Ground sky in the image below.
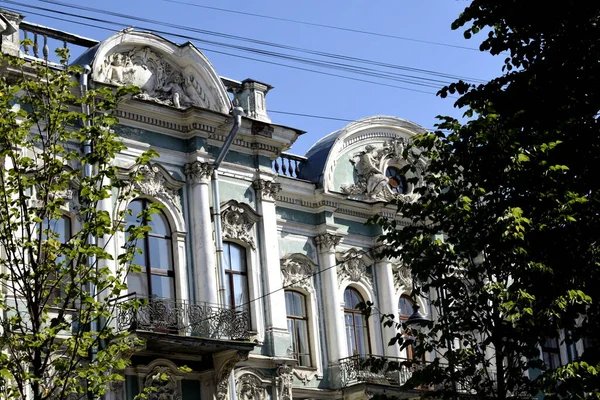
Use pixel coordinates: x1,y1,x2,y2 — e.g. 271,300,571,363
7,0,505,156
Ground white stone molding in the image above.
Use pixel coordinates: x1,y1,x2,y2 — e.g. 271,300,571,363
280,253,317,293
252,178,281,201
292,368,318,386
336,248,375,286
314,233,342,253
221,200,260,249
340,137,425,203
215,351,249,400
119,163,185,213
275,364,293,400
139,361,185,400
236,371,267,400
184,161,214,185
393,263,413,294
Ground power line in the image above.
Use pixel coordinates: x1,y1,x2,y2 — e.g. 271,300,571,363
27,0,488,85
7,3,454,95
161,0,482,53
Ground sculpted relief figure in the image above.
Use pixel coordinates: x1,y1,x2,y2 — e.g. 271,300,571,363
98,47,210,109
341,144,390,201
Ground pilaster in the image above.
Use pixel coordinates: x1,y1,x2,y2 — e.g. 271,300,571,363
185,161,218,304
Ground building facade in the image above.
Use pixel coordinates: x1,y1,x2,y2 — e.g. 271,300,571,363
0,9,542,400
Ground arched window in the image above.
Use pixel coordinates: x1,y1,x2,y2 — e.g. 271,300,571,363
126,199,175,299
285,291,311,366
344,287,371,356
386,166,407,194
398,295,414,320
223,242,248,309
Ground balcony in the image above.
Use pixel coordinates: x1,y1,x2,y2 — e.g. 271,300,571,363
115,294,254,355
338,355,416,388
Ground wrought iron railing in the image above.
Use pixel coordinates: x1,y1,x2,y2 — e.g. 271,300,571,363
115,294,251,341
338,355,415,388
20,21,98,64
273,152,306,179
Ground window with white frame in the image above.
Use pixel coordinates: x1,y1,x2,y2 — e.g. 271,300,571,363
344,287,371,356
285,290,311,366
126,199,175,300
223,242,249,309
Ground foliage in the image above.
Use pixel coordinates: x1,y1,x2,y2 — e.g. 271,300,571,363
0,45,157,400
373,2,600,399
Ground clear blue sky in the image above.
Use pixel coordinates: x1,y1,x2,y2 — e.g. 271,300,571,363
10,0,503,156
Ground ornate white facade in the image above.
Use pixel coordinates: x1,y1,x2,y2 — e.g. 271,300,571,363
3,10,447,400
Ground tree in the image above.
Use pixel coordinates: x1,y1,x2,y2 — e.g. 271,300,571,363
0,46,157,399
373,2,600,399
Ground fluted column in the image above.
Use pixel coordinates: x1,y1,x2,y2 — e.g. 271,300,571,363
373,247,402,358
253,179,289,356
315,233,345,364
185,161,218,304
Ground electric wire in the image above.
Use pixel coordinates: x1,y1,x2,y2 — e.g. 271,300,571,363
7,4,450,95
161,0,482,53
19,0,488,85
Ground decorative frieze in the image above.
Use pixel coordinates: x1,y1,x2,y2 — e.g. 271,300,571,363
280,254,316,292
185,161,214,184
314,233,342,253
221,200,260,249
336,249,375,286
253,178,281,201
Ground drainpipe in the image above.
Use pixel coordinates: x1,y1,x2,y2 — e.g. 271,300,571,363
211,104,244,400
212,105,244,308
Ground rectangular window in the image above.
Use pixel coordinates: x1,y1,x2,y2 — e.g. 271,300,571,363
541,338,561,370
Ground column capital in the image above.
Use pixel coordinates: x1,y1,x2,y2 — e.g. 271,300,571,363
253,178,281,201
314,233,342,253
184,161,214,184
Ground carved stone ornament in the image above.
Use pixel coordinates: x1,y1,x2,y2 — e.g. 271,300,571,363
236,373,266,400
340,138,422,202
393,264,413,293
143,366,182,400
109,379,125,400
221,200,261,249
292,368,318,386
216,351,249,400
275,365,293,400
97,46,211,109
253,179,281,201
122,163,185,212
185,161,214,184
336,249,375,286
280,254,317,292
314,233,342,253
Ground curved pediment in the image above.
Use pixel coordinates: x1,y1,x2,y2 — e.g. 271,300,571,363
86,30,231,114
317,116,428,203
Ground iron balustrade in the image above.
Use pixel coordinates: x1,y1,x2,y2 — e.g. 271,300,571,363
272,152,307,179
115,294,251,341
338,355,415,388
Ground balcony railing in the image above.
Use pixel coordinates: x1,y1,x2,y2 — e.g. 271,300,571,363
272,152,307,179
115,294,251,341
20,21,98,64
338,355,416,388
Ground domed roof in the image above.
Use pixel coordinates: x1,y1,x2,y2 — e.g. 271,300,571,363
299,116,427,189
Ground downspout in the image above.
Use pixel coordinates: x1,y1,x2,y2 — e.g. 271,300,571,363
211,104,244,400
212,104,244,307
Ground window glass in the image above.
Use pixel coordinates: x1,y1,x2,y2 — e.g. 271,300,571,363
224,242,249,310
344,288,370,356
285,291,311,366
126,199,175,300
399,296,414,319
385,167,407,194
541,338,561,370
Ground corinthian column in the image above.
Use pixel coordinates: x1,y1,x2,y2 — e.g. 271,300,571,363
315,233,346,363
185,161,218,304
373,246,402,358
253,179,290,356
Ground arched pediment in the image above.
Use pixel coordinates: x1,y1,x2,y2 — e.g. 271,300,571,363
87,30,231,114
301,116,427,202
221,200,261,249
